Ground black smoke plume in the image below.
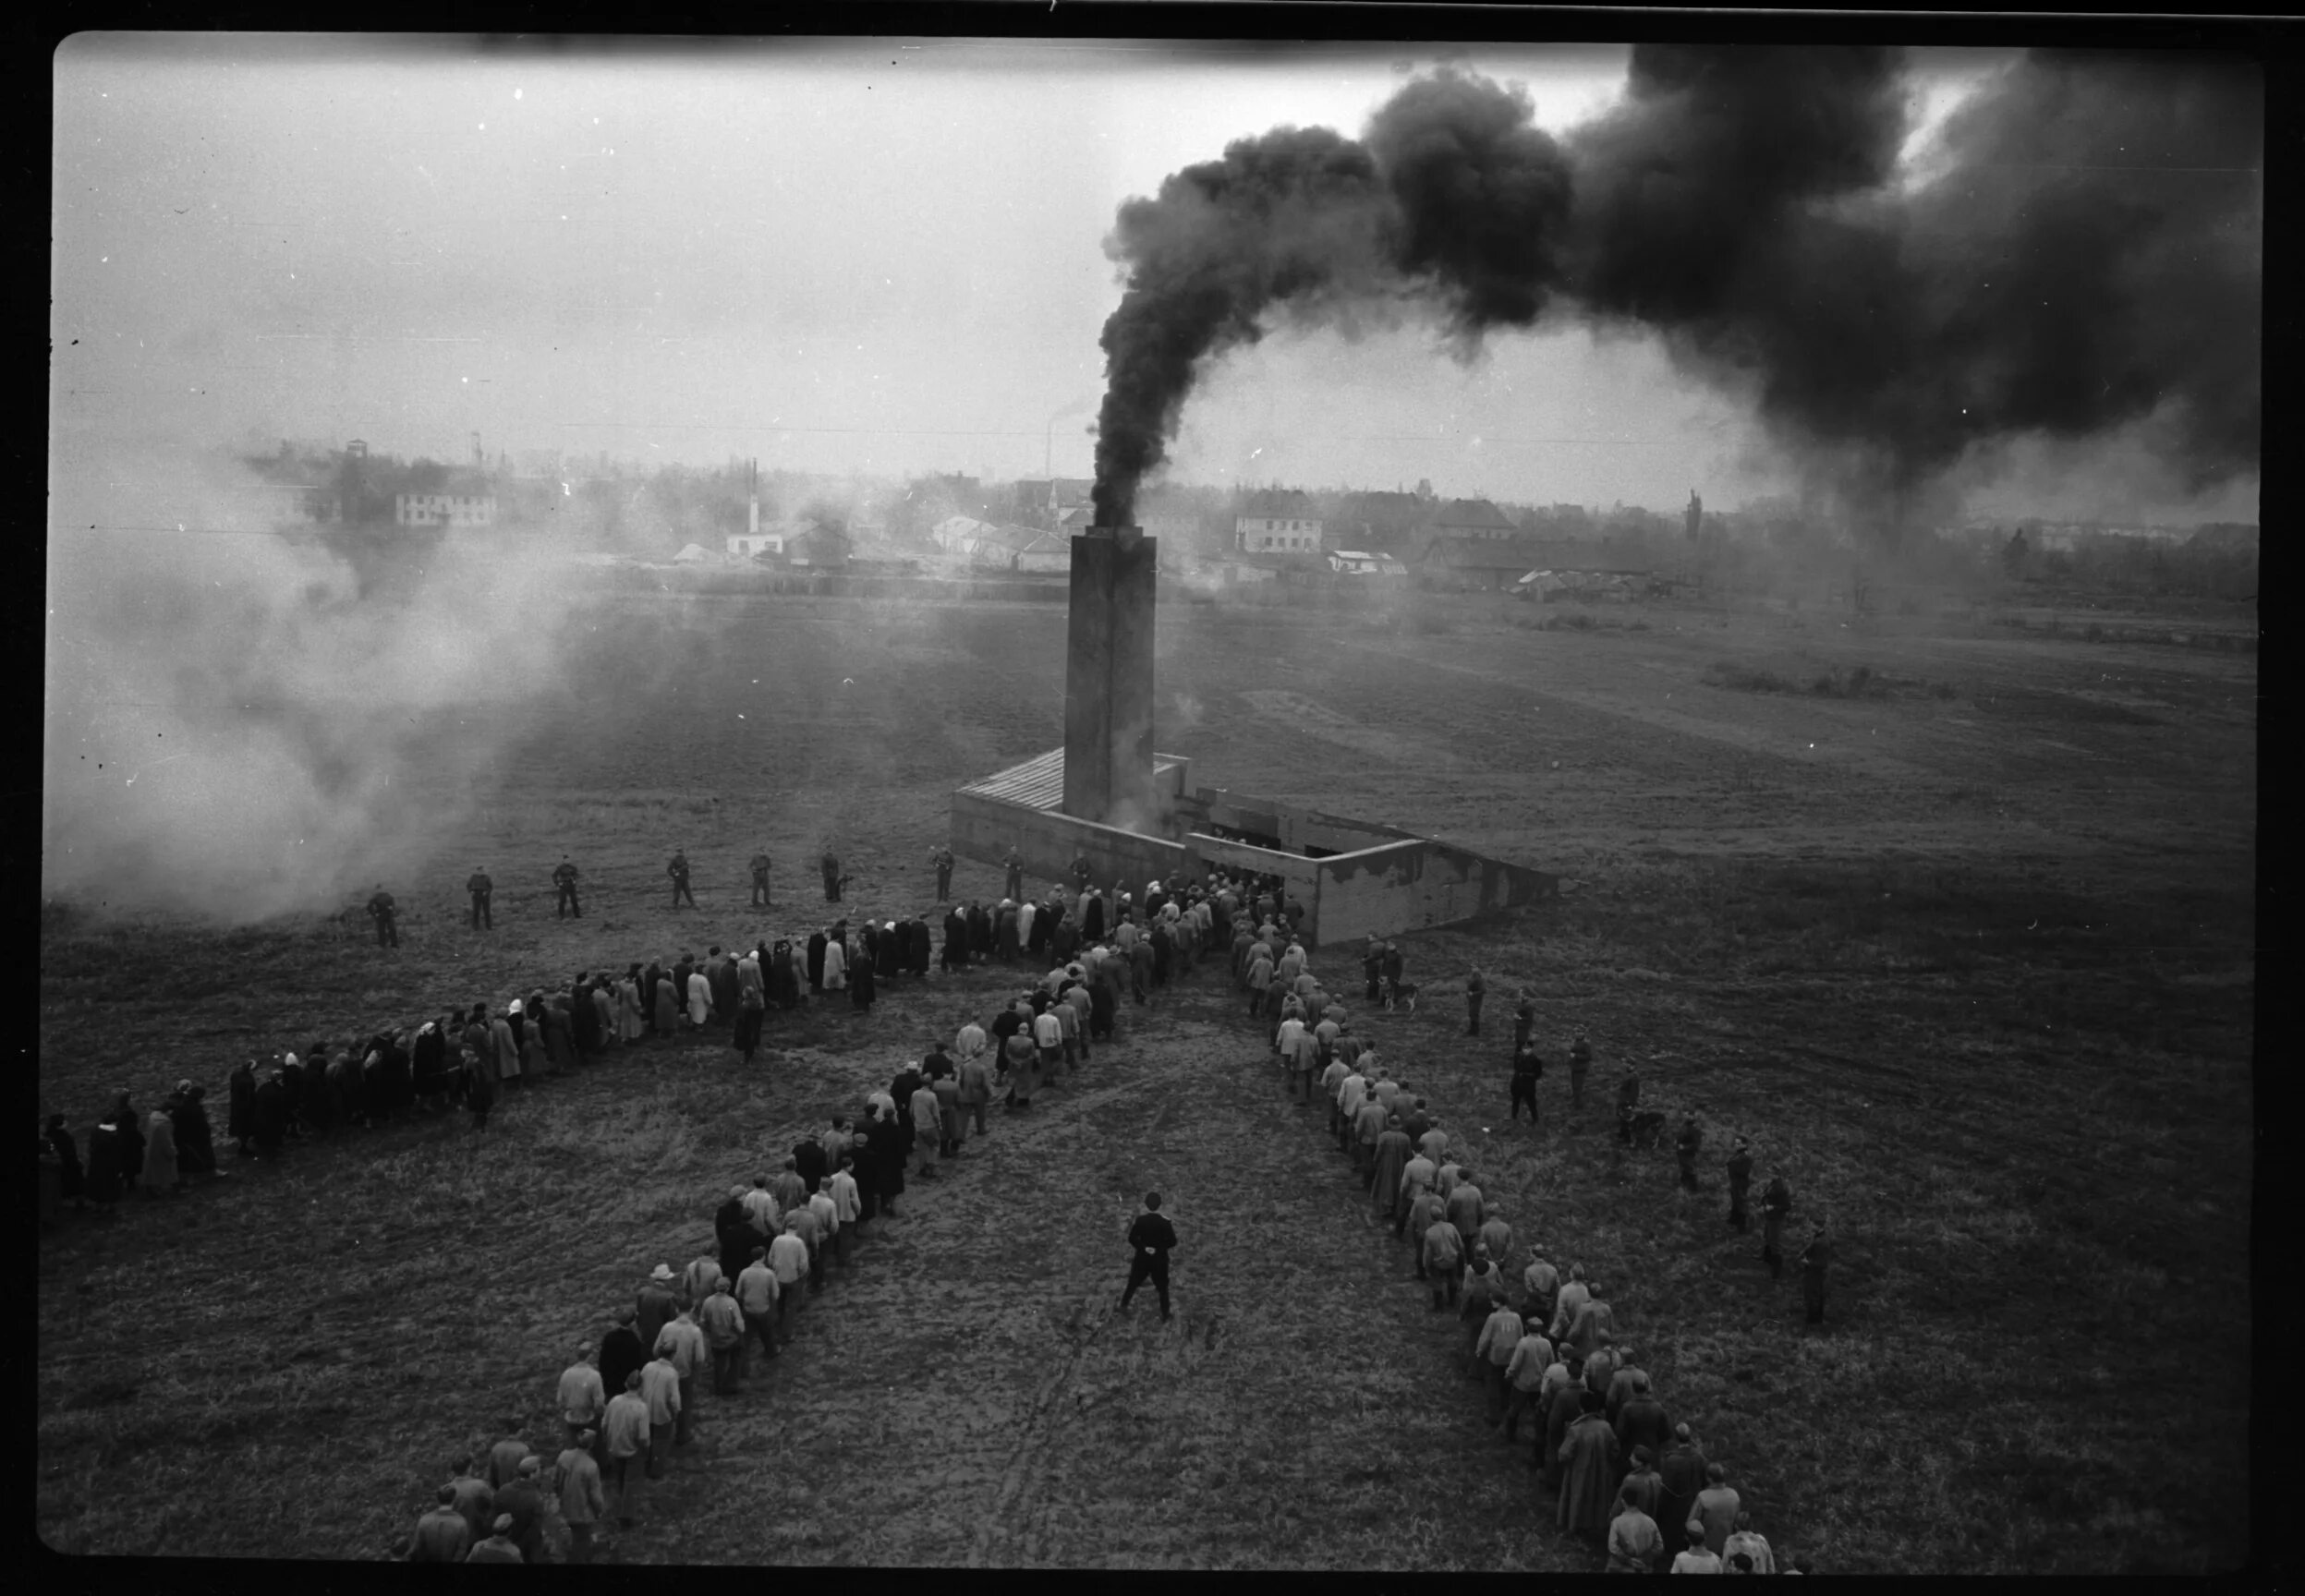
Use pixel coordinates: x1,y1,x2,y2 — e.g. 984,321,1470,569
1088,48,2261,530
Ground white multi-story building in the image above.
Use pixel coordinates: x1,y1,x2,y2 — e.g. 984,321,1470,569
1235,490,1323,553
394,493,496,527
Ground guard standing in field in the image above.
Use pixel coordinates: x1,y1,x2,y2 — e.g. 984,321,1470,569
1569,1031,1594,1107
1069,852,1094,894
1760,1168,1793,1278
1799,1223,1832,1324
368,884,399,947
1120,1191,1178,1321
667,850,697,909
1614,1065,1641,1143
1510,1043,1544,1125
467,867,494,930
820,849,843,903
1725,1137,1754,1231
930,844,955,902
748,850,773,908
1465,968,1486,1036
553,856,582,918
1003,847,1025,901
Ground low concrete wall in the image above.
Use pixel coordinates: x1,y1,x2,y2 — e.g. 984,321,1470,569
1316,839,1556,944
951,791,1186,895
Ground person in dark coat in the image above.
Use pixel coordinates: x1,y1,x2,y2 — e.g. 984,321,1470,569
85,1117,124,1205
1082,892,1106,942
1656,1424,1709,1552
770,942,800,1010
1614,1373,1673,1465
849,1122,881,1227
1725,1137,1754,1231
966,901,992,961
105,1094,145,1187
410,1026,447,1109
793,1136,829,1195
806,932,828,992
1088,972,1117,1042
46,1116,86,1208
1800,1225,1833,1325
876,922,901,980
1540,1351,1588,1488
1558,1391,1621,1540
715,1188,755,1279
227,1060,257,1152
941,910,967,972
867,1107,906,1216
463,1048,496,1131
172,1083,217,1177
850,949,877,1010
733,986,766,1064
252,1069,289,1160
1150,922,1172,988
379,1034,415,1118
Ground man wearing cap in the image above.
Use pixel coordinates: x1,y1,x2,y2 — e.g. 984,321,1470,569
1656,1424,1709,1553
445,1456,494,1543
734,1244,781,1372
1395,1144,1438,1238
827,1157,861,1266
1351,1088,1389,1179
553,1428,607,1564
638,1345,681,1476
1616,1371,1673,1465
1620,1445,1667,1538
1423,1207,1466,1311
1566,1280,1616,1360
409,1484,472,1562
485,1427,532,1490
1604,1344,1648,1425
1474,1288,1523,1425
1583,1331,1620,1403
1521,1251,1560,1326
1478,1210,1513,1271
1501,1316,1555,1445
465,1513,525,1563
698,1277,746,1396
1368,1114,1413,1216
768,1217,810,1336
653,1305,707,1447
601,1371,650,1526
681,1245,726,1314
1446,1168,1486,1251
558,1345,606,1457
466,867,494,931
910,1077,943,1178
494,1455,550,1564
1671,1518,1722,1574
1540,1350,1588,1490
1120,1191,1179,1321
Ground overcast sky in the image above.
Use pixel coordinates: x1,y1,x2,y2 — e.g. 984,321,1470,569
55,34,2068,513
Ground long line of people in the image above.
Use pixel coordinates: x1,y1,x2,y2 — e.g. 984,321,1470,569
399,870,1291,1562
1233,923,1791,1574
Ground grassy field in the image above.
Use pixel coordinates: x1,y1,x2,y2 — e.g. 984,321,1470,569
37,584,2255,1569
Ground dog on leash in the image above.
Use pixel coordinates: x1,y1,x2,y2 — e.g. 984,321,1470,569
1380,978,1418,1014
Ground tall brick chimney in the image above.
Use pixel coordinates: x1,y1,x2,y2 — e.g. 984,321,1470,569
1062,525,1158,829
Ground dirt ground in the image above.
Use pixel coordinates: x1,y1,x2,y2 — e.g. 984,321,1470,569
37,585,2257,1570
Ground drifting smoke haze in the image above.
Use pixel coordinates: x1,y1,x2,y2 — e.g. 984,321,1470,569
1091,46,2261,529
43,450,585,922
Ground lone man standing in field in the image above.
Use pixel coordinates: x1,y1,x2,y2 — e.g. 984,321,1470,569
368,884,399,947
553,855,582,918
1120,1191,1178,1321
1569,1031,1594,1108
820,849,844,902
1614,1064,1641,1143
1003,847,1025,901
1465,968,1486,1036
1675,1113,1704,1191
749,850,773,908
1510,1043,1543,1126
467,867,494,930
929,844,955,902
1760,1168,1794,1278
667,850,697,909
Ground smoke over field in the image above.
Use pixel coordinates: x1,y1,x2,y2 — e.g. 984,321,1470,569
42,451,585,922
1092,47,2262,527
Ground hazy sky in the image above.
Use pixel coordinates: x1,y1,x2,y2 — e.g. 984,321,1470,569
55,33,2166,515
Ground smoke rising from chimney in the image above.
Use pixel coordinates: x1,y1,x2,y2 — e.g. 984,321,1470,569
1089,48,2260,528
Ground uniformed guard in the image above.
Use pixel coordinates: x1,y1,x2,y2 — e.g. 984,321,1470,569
553,855,582,919
668,850,697,909
929,844,955,902
466,867,494,930
367,884,399,948
1003,847,1025,902
1068,852,1093,894
819,850,843,903
748,850,773,908
1510,1042,1543,1125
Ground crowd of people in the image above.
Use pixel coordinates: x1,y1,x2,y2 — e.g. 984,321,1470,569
41,843,1814,1569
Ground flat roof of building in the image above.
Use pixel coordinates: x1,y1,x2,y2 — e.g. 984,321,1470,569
957,747,1189,812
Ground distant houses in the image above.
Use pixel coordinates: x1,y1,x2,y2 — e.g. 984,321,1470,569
1235,488,1323,554
393,491,496,527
